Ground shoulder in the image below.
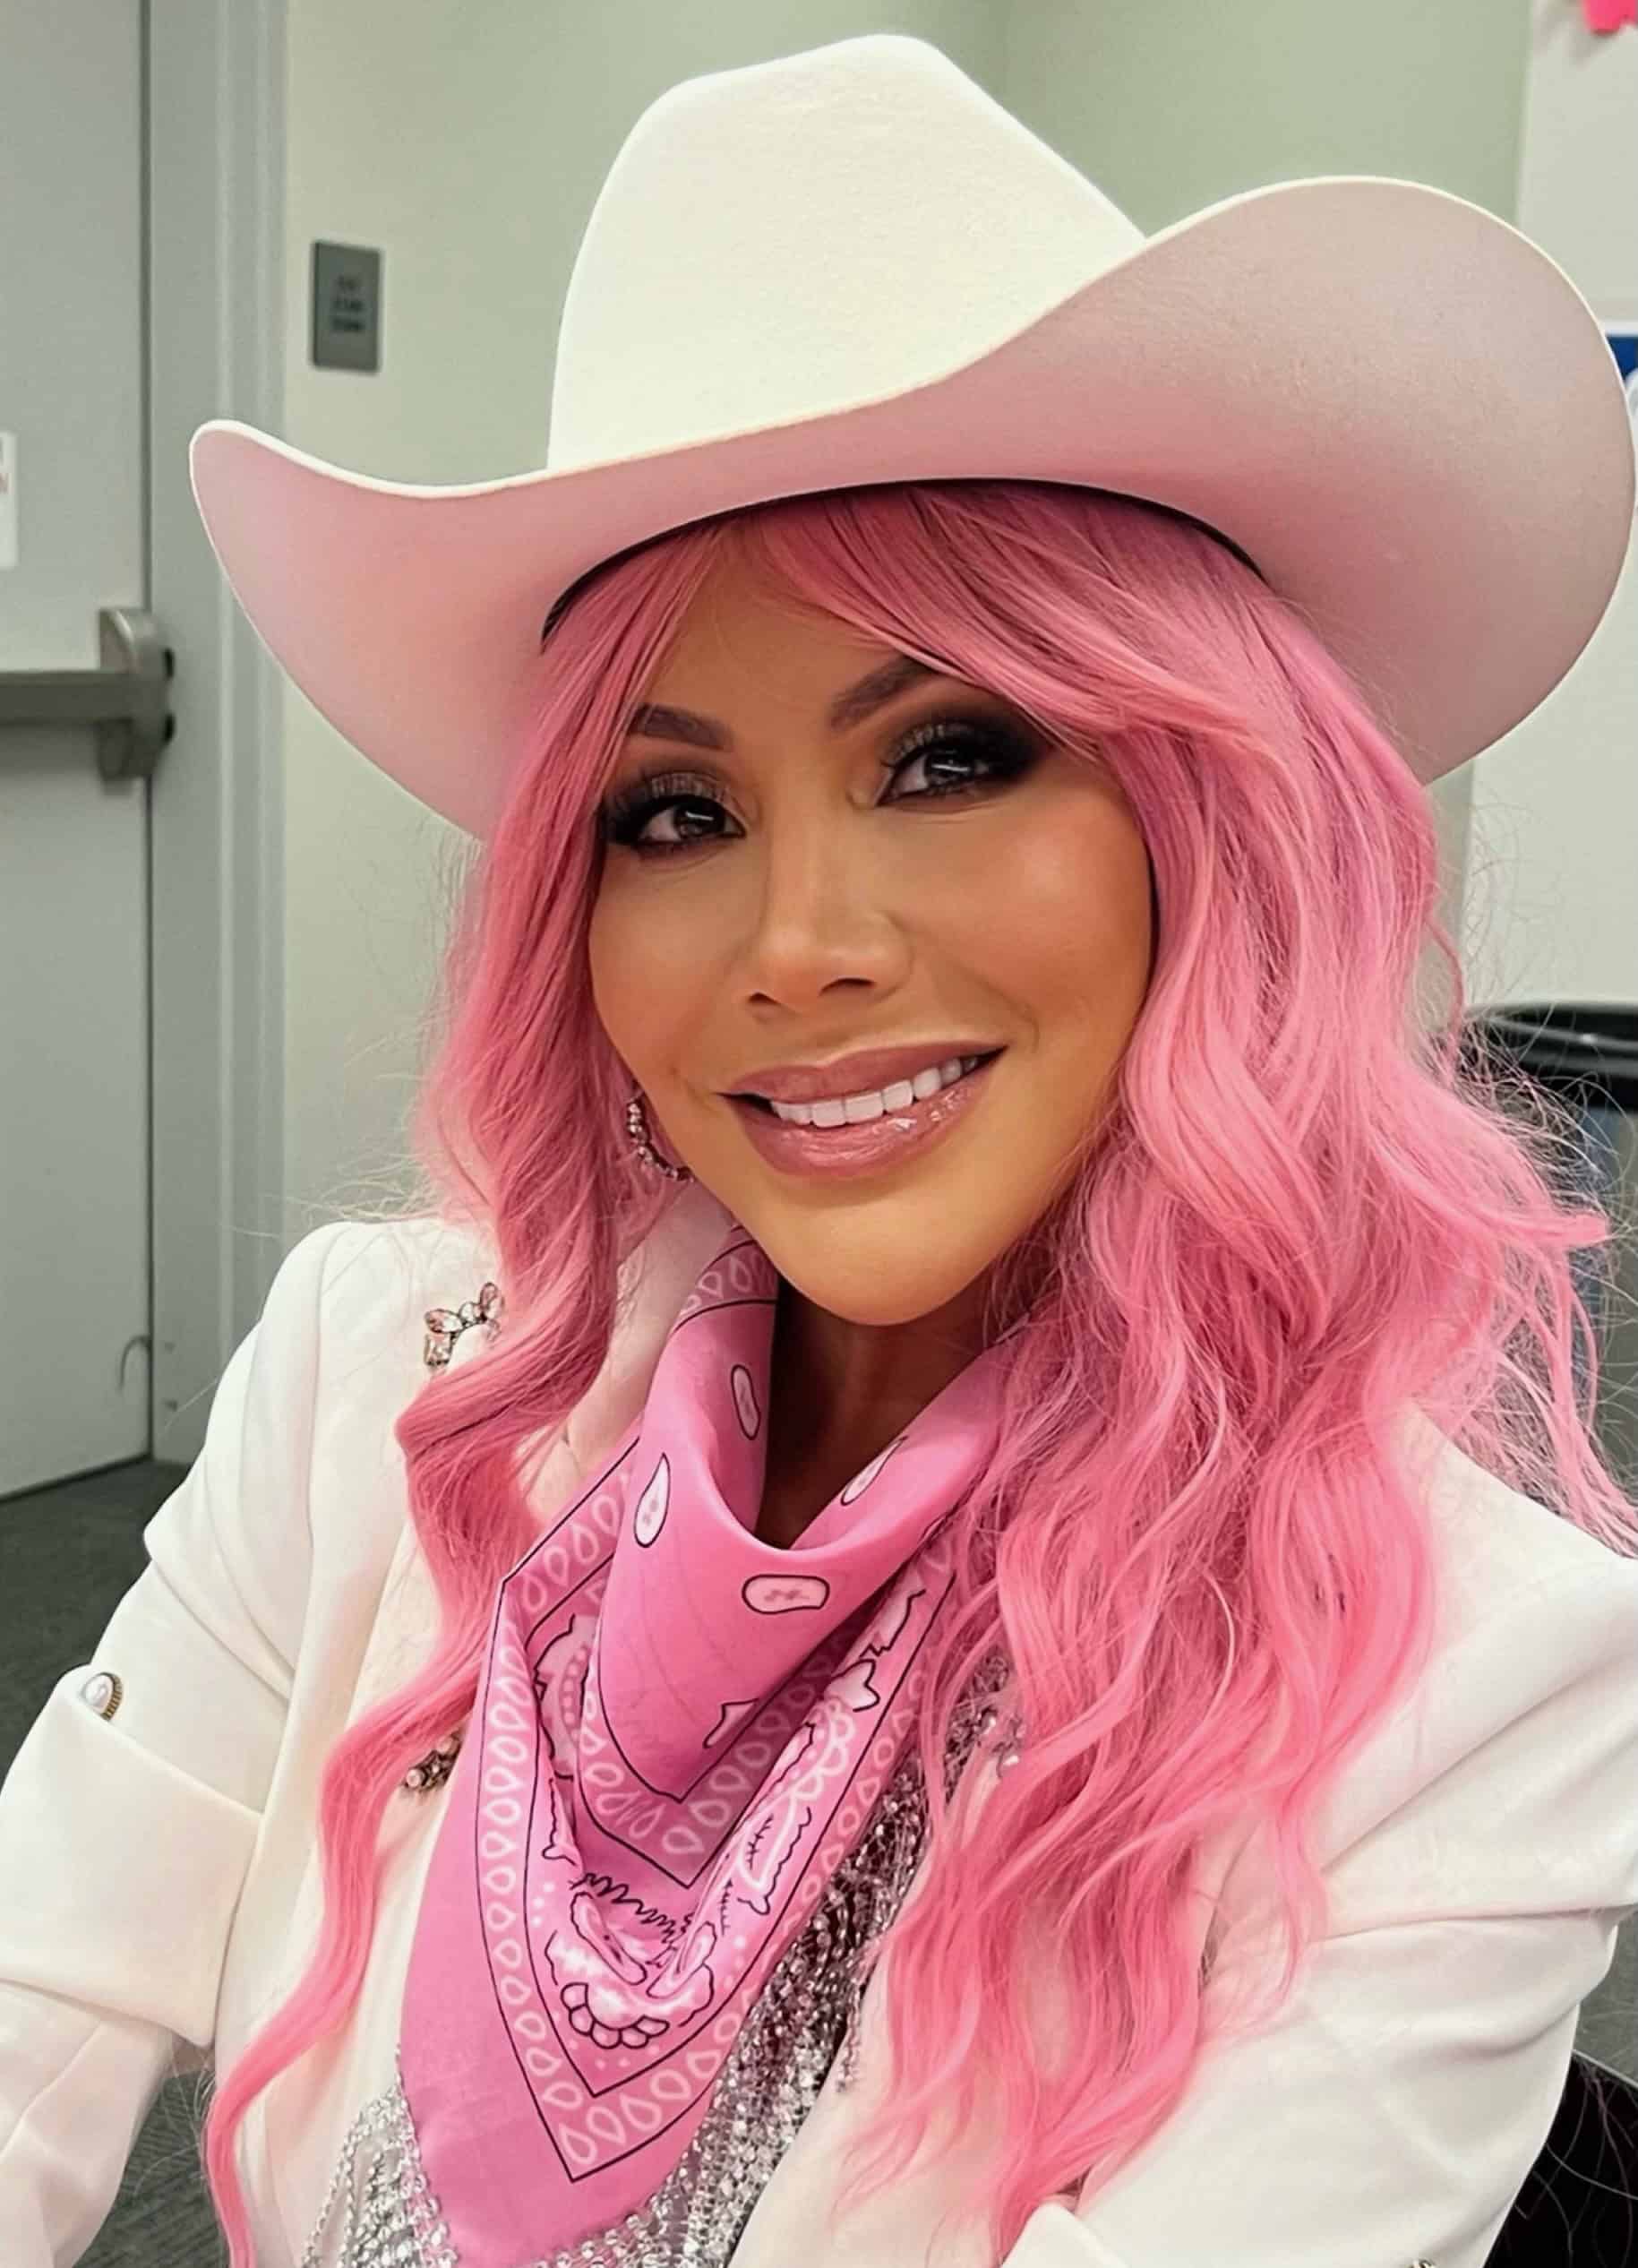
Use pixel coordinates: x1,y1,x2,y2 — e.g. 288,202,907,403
311,1210,499,1323
1399,1397,1635,1635
261,1211,502,1403
1208,1408,1638,1948
1373,1404,1638,1857
304,1182,736,1349
286,1185,736,1448
1188,1405,1633,1959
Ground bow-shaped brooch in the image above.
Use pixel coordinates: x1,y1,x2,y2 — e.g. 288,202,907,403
422,1279,504,1370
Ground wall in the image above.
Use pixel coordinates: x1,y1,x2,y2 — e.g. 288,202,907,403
1463,1,1638,1013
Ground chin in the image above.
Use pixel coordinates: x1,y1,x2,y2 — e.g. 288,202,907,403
750,1208,1009,1330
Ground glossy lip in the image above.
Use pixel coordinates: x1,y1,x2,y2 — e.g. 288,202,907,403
725,1042,1005,1105
727,1051,999,1180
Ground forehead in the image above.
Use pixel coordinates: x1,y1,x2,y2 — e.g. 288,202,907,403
643,549,898,714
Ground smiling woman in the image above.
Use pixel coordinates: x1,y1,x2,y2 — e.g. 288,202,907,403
167,464,1622,2265
12,31,1637,2268
168,465,1638,2268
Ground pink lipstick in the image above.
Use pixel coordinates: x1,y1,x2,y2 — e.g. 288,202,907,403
727,1051,1001,1180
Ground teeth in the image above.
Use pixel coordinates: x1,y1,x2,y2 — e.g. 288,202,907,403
768,1054,981,1127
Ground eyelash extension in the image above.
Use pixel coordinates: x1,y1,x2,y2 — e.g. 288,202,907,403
596,715,1039,855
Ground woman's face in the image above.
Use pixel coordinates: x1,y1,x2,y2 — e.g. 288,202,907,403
587,552,1154,1331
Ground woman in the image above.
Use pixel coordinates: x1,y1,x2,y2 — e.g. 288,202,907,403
3,34,1636,2268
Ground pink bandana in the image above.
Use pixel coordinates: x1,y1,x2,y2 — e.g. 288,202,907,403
395,1224,1008,2263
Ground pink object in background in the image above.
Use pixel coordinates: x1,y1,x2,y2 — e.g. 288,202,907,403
1582,0,1636,33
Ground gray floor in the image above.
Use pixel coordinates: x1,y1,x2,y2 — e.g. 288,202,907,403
2,1458,1634,2266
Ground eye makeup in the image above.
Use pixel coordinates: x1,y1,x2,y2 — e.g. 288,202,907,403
596,709,1043,857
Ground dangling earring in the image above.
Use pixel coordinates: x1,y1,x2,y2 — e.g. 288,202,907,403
623,1087,693,1181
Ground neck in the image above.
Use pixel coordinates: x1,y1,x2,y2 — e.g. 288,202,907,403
755,1274,988,1547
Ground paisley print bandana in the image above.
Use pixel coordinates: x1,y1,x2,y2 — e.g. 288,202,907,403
395,1223,1008,2263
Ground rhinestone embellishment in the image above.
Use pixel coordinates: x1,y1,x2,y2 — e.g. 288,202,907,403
299,1654,1016,2268
401,1731,462,1793
79,1669,123,1720
422,1280,503,1371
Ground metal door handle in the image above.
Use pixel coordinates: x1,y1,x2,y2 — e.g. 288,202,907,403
0,606,174,782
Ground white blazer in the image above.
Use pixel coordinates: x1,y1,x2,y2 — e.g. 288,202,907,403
2,1185,1636,2268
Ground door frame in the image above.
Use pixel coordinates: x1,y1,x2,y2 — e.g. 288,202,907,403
148,0,287,1464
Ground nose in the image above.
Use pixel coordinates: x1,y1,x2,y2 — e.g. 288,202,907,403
735,810,911,1008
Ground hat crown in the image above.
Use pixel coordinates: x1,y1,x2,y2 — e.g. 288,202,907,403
546,33,1144,477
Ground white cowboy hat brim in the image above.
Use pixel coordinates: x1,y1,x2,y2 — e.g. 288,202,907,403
191,170,1633,840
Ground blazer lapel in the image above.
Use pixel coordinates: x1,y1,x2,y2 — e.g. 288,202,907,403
349,1181,736,1727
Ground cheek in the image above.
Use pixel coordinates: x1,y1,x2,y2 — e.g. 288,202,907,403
589,883,732,1094
587,896,673,1072
953,811,1153,1035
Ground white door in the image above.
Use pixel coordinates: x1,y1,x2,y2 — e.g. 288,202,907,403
0,1,155,1497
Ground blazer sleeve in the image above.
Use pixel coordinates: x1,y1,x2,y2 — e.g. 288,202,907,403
0,1217,359,2267
998,1551,1638,2268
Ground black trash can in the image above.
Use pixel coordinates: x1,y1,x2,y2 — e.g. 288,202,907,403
1462,1005,1638,1500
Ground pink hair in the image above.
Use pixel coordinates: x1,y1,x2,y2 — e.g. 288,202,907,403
199,479,1638,2264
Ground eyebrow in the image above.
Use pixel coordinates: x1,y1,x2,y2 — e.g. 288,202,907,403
623,654,941,749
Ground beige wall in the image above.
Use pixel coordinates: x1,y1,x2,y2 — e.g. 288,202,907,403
1004,0,1531,228
1463,4,1638,1013
282,0,1573,1230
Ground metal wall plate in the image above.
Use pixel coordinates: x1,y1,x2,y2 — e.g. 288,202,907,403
312,239,382,373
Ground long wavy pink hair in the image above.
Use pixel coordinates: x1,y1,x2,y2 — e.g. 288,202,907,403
199,478,1638,2264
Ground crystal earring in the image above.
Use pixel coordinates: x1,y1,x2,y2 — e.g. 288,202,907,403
624,1087,693,1181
